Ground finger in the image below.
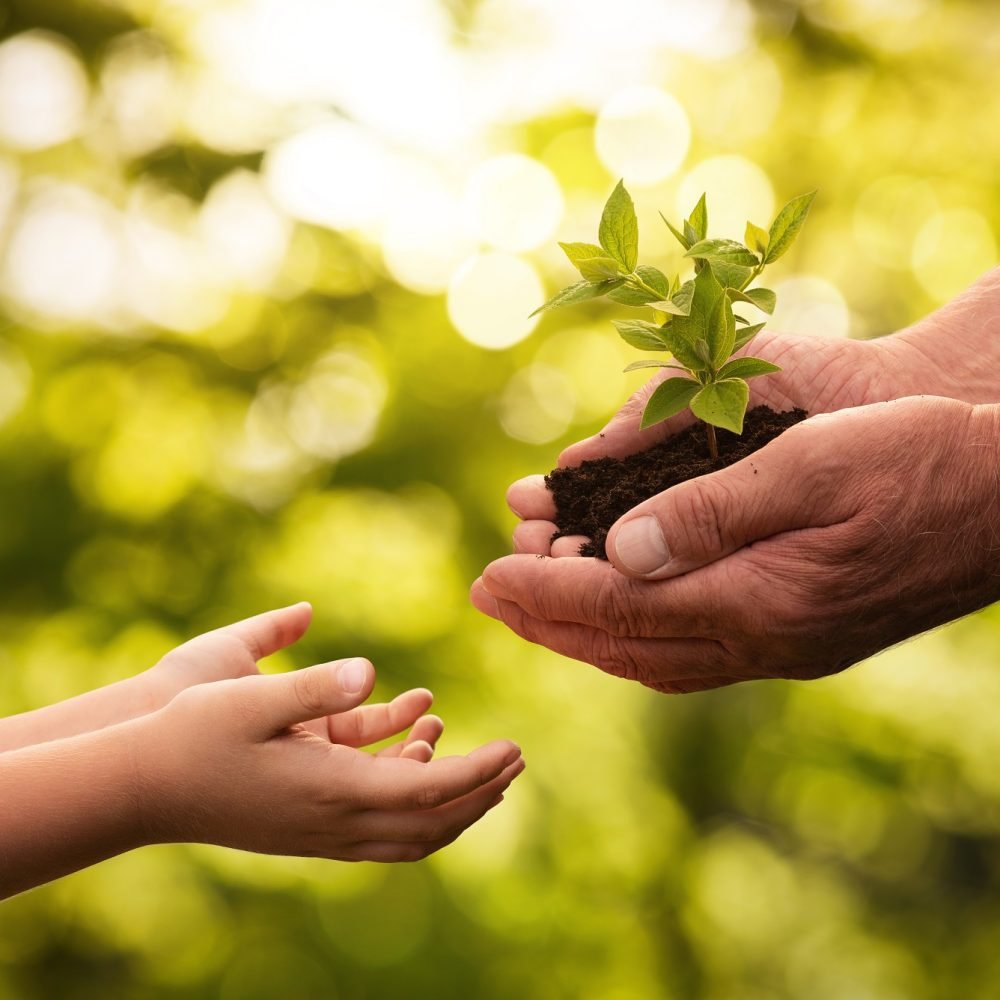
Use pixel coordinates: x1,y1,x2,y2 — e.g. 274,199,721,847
356,740,522,811
480,554,721,639
490,596,734,692
550,535,589,558
358,759,523,843
604,413,851,580
398,740,435,762
471,577,501,620
198,603,313,662
376,715,444,758
559,376,697,467
346,792,507,862
244,657,375,736
326,689,434,747
513,520,557,555
507,475,556,521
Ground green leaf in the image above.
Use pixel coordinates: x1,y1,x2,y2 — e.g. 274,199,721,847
660,212,691,251
599,180,639,271
745,221,769,257
623,359,673,372
685,239,760,267
765,191,817,264
687,193,708,241
578,255,626,282
726,286,776,315
711,261,754,289
694,338,712,365
671,279,695,314
707,296,737,369
690,378,750,434
684,221,699,247
733,321,767,350
606,264,670,306
746,287,776,314
613,319,668,351
718,357,781,380
668,266,724,368
530,278,625,316
558,242,608,268
640,377,701,429
659,327,706,371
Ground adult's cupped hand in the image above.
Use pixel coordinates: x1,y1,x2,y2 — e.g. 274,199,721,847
472,392,1000,693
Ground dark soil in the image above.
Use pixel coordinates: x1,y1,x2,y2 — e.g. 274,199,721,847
546,405,808,559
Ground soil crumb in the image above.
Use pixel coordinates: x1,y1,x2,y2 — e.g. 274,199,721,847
546,405,807,559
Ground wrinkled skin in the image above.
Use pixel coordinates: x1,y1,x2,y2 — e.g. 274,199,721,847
472,272,1000,693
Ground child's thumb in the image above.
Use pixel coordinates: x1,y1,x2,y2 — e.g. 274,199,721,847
253,658,374,734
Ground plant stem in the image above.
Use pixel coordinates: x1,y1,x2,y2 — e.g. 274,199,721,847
739,262,765,292
629,274,666,300
706,423,718,461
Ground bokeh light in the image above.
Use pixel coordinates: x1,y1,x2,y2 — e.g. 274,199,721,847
595,87,691,185
0,3,998,998
463,155,564,253
676,155,774,242
0,32,88,151
447,252,543,349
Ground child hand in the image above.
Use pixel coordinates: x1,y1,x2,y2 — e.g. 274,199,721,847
145,603,442,761
135,655,524,862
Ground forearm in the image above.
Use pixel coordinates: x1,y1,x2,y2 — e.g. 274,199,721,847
884,266,1000,403
0,673,156,754
0,721,148,899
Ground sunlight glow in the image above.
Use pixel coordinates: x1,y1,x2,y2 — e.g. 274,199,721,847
464,155,564,253
595,87,691,186
3,184,120,322
447,253,543,350
0,32,89,151
676,155,775,242
199,170,290,290
912,209,998,303
770,276,851,339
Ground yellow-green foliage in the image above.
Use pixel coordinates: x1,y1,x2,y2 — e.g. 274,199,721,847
0,2,998,998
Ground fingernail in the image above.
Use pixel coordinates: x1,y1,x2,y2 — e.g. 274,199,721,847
337,658,368,693
613,516,670,575
504,743,522,765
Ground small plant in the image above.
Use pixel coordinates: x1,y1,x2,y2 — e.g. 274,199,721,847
533,181,815,459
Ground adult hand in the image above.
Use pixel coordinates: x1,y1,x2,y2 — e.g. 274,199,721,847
472,396,1000,692
507,332,905,556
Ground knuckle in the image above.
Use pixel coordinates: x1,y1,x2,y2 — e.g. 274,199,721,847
415,780,446,810
293,668,329,718
675,481,732,556
589,631,641,683
593,573,651,637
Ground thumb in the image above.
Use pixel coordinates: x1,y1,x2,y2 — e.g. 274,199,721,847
560,376,697,467
249,658,375,735
605,414,849,580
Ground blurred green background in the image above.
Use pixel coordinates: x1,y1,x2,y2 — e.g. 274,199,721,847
0,0,999,997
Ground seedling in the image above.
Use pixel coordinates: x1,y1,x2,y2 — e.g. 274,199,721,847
533,181,815,459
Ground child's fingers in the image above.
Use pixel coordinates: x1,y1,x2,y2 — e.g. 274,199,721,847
397,739,434,763
211,603,313,662
375,715,445,759
242,658,375,736
359,759,522,842
326,689,433,747
356,740,522,811
344,792,508,862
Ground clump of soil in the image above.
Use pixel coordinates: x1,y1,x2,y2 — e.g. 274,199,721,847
546,405,807,559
